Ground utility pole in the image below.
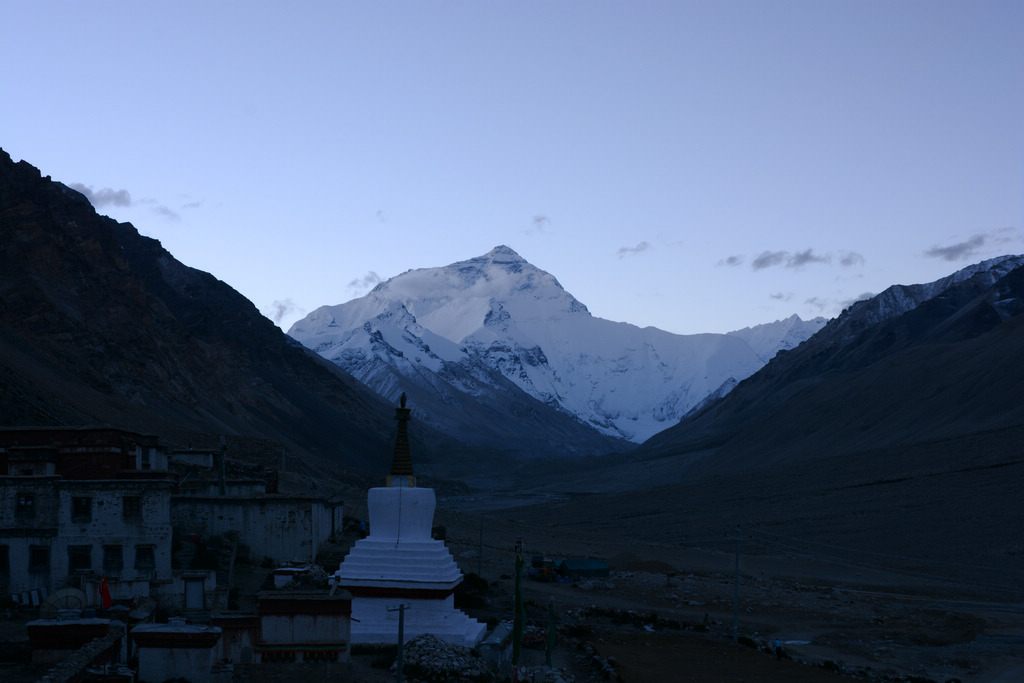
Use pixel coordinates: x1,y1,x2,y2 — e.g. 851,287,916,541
218,439,227,496
732,534,740,643
388,603,410,682
512,539,525,672
477,515,484,578
546,597,557,666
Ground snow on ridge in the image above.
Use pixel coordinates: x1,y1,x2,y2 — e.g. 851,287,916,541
727,315,828,363
844,254,1024,326
289,246,825,443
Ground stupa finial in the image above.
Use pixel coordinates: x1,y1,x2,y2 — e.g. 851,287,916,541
387,393,415,487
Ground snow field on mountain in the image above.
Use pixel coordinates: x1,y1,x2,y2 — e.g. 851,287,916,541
289,246,823,442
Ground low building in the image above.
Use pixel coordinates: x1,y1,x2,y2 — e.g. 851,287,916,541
1,427,343,618
0,428,174,601
254,590,351,664
132,619,223,683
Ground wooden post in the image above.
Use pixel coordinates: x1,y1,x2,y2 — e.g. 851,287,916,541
388,603,409,682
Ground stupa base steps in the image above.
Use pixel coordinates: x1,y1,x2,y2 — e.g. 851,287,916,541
348,595,486,648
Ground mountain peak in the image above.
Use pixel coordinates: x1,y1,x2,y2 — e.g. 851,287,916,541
463,245,533,279
290,248,784,443
484,245,524,260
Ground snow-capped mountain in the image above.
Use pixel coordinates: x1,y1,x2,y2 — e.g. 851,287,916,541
827,254,1024,343
289,246,821,444
644,253,1024,467
727,314,827,363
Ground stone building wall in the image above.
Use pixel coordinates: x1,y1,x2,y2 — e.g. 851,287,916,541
0,477,172,596
171,497,341,564
56,480,173,595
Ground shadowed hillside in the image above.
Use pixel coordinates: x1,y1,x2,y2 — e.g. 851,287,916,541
642,258,1024,475
0,149,404,474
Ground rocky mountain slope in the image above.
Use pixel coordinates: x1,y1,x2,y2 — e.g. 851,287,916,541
0,149,403,475
641,253,1024,473
290,246,823,446
475,256,1024,607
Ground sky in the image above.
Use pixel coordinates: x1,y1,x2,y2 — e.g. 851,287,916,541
3,1,1022,335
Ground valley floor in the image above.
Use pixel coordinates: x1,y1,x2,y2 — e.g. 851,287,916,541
435,488,1024,682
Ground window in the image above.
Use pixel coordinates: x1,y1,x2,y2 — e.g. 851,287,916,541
103,545,123,577
72,497,92,523
123,496,142,520
29,545,49,576
134,545,156,576
16,492,34,521
68,545,92,572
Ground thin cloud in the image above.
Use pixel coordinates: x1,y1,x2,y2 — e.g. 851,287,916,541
71,182,182,220
348,271,382,292
992,226,1023,248
789,249,830,268
769,292,793,302
70,183,131,207
138,197,181,221
839,251,866,267
749,248,862,271
924,228,1023,262
525,214,551,235
751,250,788,270
924,234,986,261
269,298,303,324
153,205,181,221
804,296,830,311
617,241,651,258
718,255,744,267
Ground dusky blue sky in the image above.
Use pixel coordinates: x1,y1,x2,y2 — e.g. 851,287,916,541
3,1,1021,334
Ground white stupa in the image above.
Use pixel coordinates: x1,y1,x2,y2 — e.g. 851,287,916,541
333,395,486,647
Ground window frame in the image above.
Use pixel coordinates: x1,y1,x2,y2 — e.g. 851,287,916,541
29,545,50,576
68,544,92,573
16,492,35,521
103,545,124,577
134,544,157,576
123,496,142,521
71,496,92,523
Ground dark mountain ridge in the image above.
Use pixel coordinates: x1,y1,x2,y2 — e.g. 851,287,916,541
639,255,1024,475
0,149,409,475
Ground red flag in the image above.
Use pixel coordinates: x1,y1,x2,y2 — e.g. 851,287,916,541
100,576,113,609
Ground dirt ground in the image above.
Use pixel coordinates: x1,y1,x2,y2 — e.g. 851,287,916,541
434,505,1024,683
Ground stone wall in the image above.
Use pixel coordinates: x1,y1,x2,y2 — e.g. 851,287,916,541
171,497,341,564
36,621,124,681
0,477,172,596
56,480,173,590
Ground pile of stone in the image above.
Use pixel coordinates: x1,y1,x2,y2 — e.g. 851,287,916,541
39,622,126,682
392,633,579,683
397,633,495,682
515,665,576,683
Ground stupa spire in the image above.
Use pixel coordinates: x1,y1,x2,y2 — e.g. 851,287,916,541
387,392,415,487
